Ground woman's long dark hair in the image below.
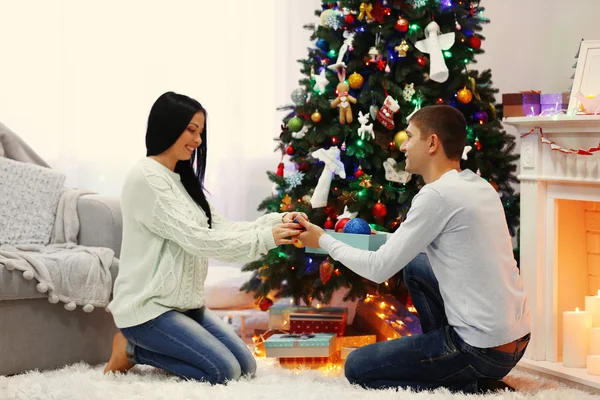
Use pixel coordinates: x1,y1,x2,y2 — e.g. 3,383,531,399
145,91,212,227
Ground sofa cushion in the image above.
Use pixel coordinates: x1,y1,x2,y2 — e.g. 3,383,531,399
0,157,65,245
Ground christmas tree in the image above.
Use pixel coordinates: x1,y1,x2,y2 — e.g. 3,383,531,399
241,0,520,308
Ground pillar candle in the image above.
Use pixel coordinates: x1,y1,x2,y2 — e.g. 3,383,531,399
585,290,600,328
563,307,592,368
587,355,600,376
591,328,600,355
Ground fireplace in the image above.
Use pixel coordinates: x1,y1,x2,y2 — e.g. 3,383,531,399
507,115,600,390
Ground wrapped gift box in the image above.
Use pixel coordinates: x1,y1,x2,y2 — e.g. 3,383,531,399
336,335,377,351
289,310,347,336
278,352,341,369
502,92,541,117
337,335,377,360
305,231,387,255
264,333,337,358
540,92,570,113
268,305,348,335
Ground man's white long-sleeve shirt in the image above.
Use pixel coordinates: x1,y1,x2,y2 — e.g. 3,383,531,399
319,169,530,348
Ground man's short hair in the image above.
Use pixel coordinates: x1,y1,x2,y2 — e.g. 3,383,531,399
409,105,467,161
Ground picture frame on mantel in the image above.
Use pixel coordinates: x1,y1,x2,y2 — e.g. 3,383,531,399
568,39,600,115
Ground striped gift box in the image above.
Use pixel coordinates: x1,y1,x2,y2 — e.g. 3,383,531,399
268,306,348,335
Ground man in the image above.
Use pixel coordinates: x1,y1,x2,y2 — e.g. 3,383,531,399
297,105,530,393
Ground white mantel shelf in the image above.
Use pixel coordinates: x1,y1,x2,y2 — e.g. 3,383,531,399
505,115,600,133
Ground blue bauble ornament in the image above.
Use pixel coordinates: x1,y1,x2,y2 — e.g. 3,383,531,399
342,218,371,235
316,39,329,52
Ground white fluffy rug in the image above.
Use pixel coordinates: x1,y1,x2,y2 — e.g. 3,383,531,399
0,358,597,400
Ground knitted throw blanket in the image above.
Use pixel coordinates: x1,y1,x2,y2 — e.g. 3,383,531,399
0,157,115,311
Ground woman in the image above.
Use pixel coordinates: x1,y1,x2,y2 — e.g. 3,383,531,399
104,92,303,384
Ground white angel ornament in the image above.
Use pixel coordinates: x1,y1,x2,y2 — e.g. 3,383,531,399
414,21,455,83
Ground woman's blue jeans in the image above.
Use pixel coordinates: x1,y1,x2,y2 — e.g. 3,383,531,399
120,307,256,384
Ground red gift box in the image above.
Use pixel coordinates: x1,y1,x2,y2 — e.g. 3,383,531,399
289,312,347,336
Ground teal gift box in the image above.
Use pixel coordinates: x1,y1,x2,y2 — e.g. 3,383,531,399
264,333,337,358
305,230,388,254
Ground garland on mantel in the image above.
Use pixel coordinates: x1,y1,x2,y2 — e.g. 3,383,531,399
521,127,600,155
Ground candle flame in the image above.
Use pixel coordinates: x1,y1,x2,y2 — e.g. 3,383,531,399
316,304,321,309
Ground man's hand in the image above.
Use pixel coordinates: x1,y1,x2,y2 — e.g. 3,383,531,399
282,212,308,224
296,216,325,249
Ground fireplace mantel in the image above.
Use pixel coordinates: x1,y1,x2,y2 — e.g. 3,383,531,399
506,115,600,391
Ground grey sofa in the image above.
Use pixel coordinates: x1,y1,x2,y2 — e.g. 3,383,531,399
0,194,122,376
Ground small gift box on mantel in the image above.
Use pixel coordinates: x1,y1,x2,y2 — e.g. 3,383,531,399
502,91,541,117
540,92,570,114
264,333,337,358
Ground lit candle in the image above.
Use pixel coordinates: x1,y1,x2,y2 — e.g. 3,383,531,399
585,290,600,328
587,356,600,376
591,328,600,355
563,307,592,368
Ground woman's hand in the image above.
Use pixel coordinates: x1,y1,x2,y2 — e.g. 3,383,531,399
296,216,325,249
272,223,303,245
282,212,308,224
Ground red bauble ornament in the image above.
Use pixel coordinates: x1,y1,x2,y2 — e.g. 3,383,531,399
324,218,334,230
345,14,355,24
334,218,350,232
395,17,409,32
259,297,274,311
373,202,388,218
286,145,295,155
298,163,309,172
320,259,334,285
276,162,284,177
354,166,365,178
436,98,445,105
475,138,482,151
469,35,481,49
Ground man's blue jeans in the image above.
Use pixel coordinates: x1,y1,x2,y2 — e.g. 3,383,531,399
344,253,529,393
120,307,256,384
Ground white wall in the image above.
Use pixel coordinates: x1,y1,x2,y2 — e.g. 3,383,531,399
1,0,599,220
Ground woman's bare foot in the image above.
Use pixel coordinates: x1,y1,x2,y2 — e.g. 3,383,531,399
103,331,136,374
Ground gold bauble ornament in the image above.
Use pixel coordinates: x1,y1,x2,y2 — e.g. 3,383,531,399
457,88,473,104
311,110,322,123
394,130,408,148
348,72,364,89
258,265,269,281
